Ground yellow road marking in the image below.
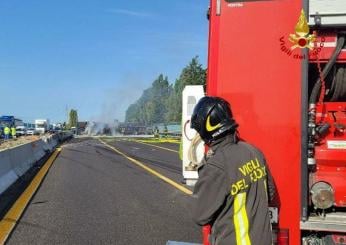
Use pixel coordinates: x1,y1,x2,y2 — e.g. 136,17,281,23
0,148,62,244
132,140,179,153
135,139,180,144
99,140,192,195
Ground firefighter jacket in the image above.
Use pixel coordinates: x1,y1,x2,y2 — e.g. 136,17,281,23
191,135,276,245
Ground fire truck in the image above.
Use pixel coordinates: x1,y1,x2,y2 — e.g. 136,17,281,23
194,0,346,244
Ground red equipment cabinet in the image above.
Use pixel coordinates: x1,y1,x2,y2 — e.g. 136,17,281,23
313,103,346,207
206,0,346,244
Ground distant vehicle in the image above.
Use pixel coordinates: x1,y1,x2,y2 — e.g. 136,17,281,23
26,128,38,135
71,126,77,135
24,123,35,129
0,125,4,138
35,119,50,134
49,127,62,134
16,126,27,136
0,115,23,128
52,123,63,133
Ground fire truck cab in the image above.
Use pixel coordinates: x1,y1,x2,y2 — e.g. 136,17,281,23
206,0,346,244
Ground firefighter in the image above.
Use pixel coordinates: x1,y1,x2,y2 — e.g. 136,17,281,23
190,96,276,245
4,126,10,140
163,125,168,137
11,126,16,139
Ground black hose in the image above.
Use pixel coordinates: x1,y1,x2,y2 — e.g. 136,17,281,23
309,35,346,104
342,66,346,100
328,66,337,95
330,66,345,101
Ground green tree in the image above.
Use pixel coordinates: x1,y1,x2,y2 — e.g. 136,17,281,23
125,74,172,124
126,103,139,123
125,56,206,125
68,109,78,128
166,56,206,122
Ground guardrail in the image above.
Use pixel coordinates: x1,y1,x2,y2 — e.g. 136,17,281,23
158,132,182,137
0,132,72,195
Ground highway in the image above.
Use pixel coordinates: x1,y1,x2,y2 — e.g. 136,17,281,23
5,138,201,245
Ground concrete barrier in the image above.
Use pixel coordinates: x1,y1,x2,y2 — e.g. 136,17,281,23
31,140,47,162
0,150,18,194
42,135,55,152
8,143,35,177
0,132,70,195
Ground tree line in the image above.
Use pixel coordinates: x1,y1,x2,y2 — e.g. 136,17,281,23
125,57,206,125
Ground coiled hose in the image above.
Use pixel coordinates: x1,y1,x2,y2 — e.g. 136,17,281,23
186,133,203,170
330,65,346,101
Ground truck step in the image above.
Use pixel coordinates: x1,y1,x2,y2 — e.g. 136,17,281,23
300,212,346,232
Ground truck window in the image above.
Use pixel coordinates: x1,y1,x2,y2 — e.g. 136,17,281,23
187,96,197,116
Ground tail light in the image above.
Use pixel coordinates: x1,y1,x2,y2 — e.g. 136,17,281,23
273,228,289,245
202,225,211,245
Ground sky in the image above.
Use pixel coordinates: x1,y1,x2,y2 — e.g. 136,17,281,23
0,0,209,123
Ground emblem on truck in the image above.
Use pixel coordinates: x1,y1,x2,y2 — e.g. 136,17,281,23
279,9,324,60
288,10,315,50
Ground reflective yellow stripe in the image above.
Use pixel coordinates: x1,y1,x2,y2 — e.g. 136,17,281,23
234,193,251,245
264,180,268,200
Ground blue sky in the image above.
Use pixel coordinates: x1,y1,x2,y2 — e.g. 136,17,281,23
0,0,209,123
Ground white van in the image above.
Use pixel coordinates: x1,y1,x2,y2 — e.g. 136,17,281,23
16,126,27,136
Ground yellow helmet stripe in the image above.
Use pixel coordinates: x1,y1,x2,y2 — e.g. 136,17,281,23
206,115,221,132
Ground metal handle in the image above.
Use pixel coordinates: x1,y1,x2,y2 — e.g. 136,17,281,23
216,0,221,16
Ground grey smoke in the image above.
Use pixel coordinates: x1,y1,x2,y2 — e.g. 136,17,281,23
85,73,148,136
85,121,119,136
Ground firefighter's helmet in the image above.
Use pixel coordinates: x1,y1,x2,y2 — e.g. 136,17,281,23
190,96,238,145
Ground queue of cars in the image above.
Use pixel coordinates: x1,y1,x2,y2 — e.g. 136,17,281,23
15,126,39,136
0,125,38,138
0,116,65,142
0,125,62,139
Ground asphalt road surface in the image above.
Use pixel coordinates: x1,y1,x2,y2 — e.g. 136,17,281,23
6,138,201,245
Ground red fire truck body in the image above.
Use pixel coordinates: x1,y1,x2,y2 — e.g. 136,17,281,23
206,0,346,244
